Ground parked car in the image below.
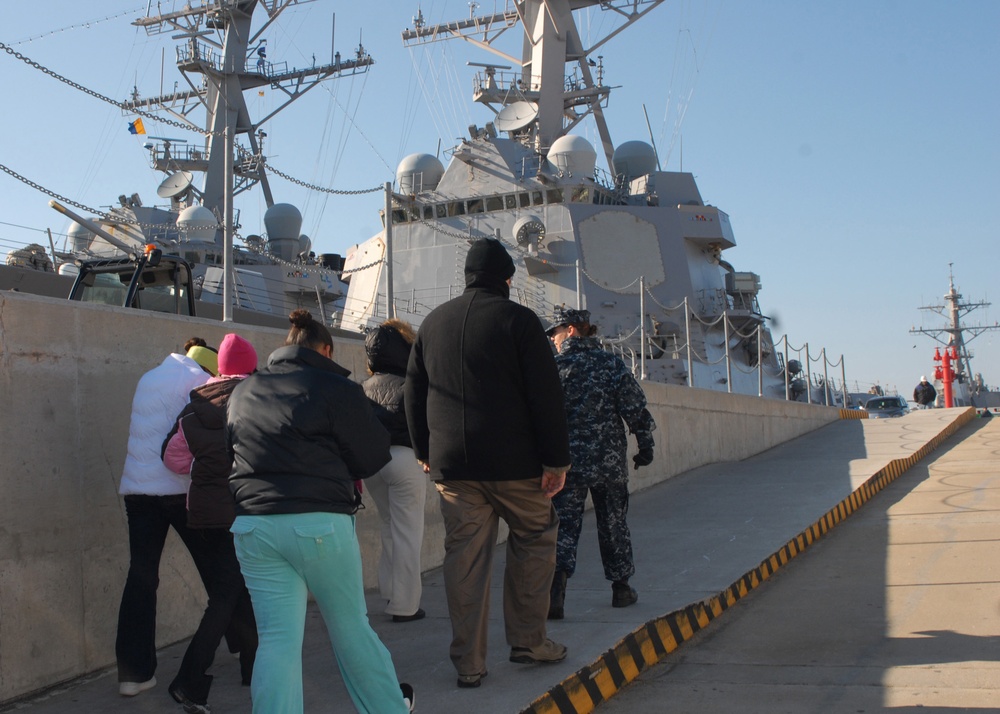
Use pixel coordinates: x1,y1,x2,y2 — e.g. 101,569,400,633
863,395,911,418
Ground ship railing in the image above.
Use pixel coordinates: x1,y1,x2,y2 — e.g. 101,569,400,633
584,280,848,405
176,41,222,73
472,70,541,97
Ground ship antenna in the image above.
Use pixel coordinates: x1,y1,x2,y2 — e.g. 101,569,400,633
642,104,662,171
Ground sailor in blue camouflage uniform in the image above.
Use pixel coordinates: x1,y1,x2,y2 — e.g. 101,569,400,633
545,307,656,619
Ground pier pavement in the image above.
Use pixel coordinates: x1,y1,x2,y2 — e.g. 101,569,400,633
2,408,986,714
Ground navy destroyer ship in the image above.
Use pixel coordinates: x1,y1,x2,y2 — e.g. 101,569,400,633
335,0,844,402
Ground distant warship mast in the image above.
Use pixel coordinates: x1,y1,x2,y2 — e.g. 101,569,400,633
125,0,374,219
910,264,999,388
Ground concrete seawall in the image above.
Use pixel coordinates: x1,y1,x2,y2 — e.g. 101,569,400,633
0,290,840,704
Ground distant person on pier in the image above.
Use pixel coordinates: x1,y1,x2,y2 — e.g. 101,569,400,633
116,337,219,698
914,376,937,409
545,307,656,620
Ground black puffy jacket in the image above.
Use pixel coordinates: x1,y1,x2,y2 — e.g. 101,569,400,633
163,378,242,528
227,345,391,516
362,324,413,448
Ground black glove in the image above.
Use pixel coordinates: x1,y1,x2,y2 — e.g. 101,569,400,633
632,446,654,470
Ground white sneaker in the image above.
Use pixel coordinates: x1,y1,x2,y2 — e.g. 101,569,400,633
400,682,415,712
119,677,156,697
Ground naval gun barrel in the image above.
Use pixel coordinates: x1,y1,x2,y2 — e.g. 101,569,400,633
48,200,137,255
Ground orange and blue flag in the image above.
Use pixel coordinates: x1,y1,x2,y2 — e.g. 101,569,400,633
127,118,146,135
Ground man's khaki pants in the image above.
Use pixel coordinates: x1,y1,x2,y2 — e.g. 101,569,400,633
435,478,558,677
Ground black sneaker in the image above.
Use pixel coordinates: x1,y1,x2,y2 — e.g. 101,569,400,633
400,682,415,711
168,685,212,714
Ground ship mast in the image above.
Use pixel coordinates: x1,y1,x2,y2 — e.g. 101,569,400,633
402,0,664,171
910,264,1000,385
125,0,374,235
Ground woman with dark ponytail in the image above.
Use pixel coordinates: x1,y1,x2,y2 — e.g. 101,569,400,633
227,310,414,713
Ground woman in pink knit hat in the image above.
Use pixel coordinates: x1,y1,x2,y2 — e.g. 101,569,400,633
161,333,260,713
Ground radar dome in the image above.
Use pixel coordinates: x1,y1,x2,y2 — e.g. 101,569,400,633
264,203,303,262
66,221,94,253
612,141,657,179
547,135,596,177
176,205,218,242
397,153,445,193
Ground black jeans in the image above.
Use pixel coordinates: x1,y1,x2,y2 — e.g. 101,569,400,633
171,528,257,702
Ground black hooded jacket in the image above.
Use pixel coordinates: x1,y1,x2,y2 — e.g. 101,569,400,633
227,345,391,516
404,239,571,481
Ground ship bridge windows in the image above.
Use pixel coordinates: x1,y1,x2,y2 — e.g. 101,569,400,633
546,189,564,204
505,194,518,209
532,191,544,206
447,201,466,217
570,187,590,203
467,198,485,214
486,196,504,212
423,206,435,220
435,204,447,219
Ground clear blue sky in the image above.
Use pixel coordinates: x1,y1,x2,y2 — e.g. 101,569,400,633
2,1,997,397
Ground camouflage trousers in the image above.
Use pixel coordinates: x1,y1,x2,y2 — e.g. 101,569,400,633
552,479,635,583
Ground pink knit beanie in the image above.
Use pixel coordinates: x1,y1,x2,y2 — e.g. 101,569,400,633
217,333,258,376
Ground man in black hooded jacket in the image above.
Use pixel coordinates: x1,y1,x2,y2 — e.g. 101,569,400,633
405,237,572,689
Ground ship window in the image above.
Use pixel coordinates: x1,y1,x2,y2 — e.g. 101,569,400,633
546,189,563,204
486,196,503,211
519,193,531,207
447,201,465,217
435,204,447,218
408,207,421,221
392,209,407,224
531,191,544,206
505,194,517,209
467,198,484,214
571,187,589,203
423,206,435,220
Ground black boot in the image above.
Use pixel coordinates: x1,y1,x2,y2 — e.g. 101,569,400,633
612,579,638,608
548,570,568,620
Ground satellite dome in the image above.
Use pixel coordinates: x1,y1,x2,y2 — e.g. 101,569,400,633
264,203,303,261
397,153,445,193
176,205,218,242
547,135,596,177
612,141,657,179
66,221,95,253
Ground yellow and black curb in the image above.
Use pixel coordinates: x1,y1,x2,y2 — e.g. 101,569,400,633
521,408,977,714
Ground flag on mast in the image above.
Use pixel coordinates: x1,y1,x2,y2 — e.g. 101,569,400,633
127,118,146,135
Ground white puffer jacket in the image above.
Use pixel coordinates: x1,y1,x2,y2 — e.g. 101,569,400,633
119,353,211,496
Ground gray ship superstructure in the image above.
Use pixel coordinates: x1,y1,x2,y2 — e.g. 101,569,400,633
338,0,834,402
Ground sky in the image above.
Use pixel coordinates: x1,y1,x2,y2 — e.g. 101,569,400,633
1,0,998,398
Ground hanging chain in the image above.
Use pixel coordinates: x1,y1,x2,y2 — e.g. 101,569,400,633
0,42,216,138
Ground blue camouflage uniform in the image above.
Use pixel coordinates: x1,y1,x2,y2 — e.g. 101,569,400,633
552,335,656,582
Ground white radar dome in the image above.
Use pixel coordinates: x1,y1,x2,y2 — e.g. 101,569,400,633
612,141,657,179
547,135,596,178
397,153,445,193
264,203,303,262
176,205,219,242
